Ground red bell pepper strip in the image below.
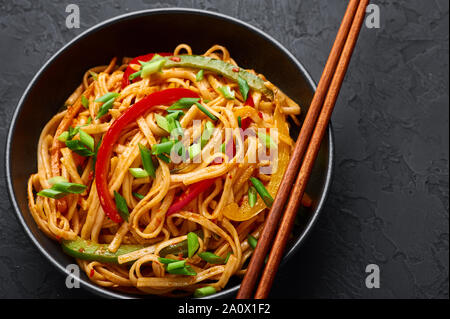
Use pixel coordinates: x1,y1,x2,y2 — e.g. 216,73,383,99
167,178,216,216
121,52,172,89
95,88,199,223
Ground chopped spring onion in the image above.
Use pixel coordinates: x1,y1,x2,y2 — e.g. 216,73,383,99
250,177,274,208
132,192,145,200
195,69,204,81
81,95,89,109
155,114,170,133
201,121,215,148
78,130,94,152
187,232,199,258
157,153,171,163
224,252,232,264
141,59,166,78
218,86,235,100
37,180,87,199
166,260,186,271
138,143,155,178
238,76,250,101
152,141,175,155
96,97,116,119
113,191,129,222
65,140,95,157
95,92,119,103
129,70,141,81
167,98,200,110
237,116,242,128
89,71,98,80
128,168,149,178
189,143,201,160
48,176,68,185
58,131,69,142
52,182,86,194
166,265,196,276
194,102,218,121
193,286,216,298
198,252,225,264
247,234,258,249
258,131,277,150
248,186,257,207
158,257,179,264
37,188,66,199
166,110,184,120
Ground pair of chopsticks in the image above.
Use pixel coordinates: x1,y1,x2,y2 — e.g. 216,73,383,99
237,0,370,299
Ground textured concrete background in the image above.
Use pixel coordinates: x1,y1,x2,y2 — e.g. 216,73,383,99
0,0,448,298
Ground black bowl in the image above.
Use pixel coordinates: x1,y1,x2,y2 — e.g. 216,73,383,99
5,8,333,299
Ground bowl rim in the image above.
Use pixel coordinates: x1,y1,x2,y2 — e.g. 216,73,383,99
5,7,334,299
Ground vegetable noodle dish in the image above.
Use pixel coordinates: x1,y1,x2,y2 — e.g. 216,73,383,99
27,44,311,297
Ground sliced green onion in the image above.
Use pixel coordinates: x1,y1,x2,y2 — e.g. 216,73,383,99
187,232,199,258
92,136,102,173
81,95,89,109
248,186,257,207
166,265,196,276
166,110,184,120
201,121,215,148
48,176,68,186
198,252,225,264
157,154,171,163
237,116,242,128
141,59,166,78
152,141,174,155
37,188,66,199
172,120,184,137
238,76,250,101
96,98,115,119
203,99,211,104
52,182,86,194
195,102,218,121
65,140,95,157
128,168,149,178
89,71,98,80
193,286,216,298
58,131,69,142
220,143,226,153
138,143,155,178
78,130,94,152
68,126,79,139
155,114,170,133
129,70,142,81
189,143,201,160
250,177,274,208
114,191,129,222
218,86,235,100
95,92,119,103
247,234,258,249
224,252,232,264
195,69,204,81
86,116,92,125
132,192,145,200
166,260,186,271
167,98,200,110
158,257,179,264
258,132,277,150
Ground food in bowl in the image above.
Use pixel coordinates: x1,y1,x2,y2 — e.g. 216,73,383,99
27,44,311,297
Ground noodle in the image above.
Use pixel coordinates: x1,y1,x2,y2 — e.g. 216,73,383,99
27,44,302,296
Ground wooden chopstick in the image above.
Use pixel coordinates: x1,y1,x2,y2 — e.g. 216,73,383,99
237,0,369,299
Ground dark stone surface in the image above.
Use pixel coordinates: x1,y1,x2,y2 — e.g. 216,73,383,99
0,0,448,299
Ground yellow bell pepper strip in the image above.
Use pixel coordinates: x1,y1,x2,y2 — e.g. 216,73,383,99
222,107,290,221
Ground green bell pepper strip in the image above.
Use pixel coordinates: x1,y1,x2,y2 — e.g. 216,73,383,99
163,55,273,99
61,237,144,264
